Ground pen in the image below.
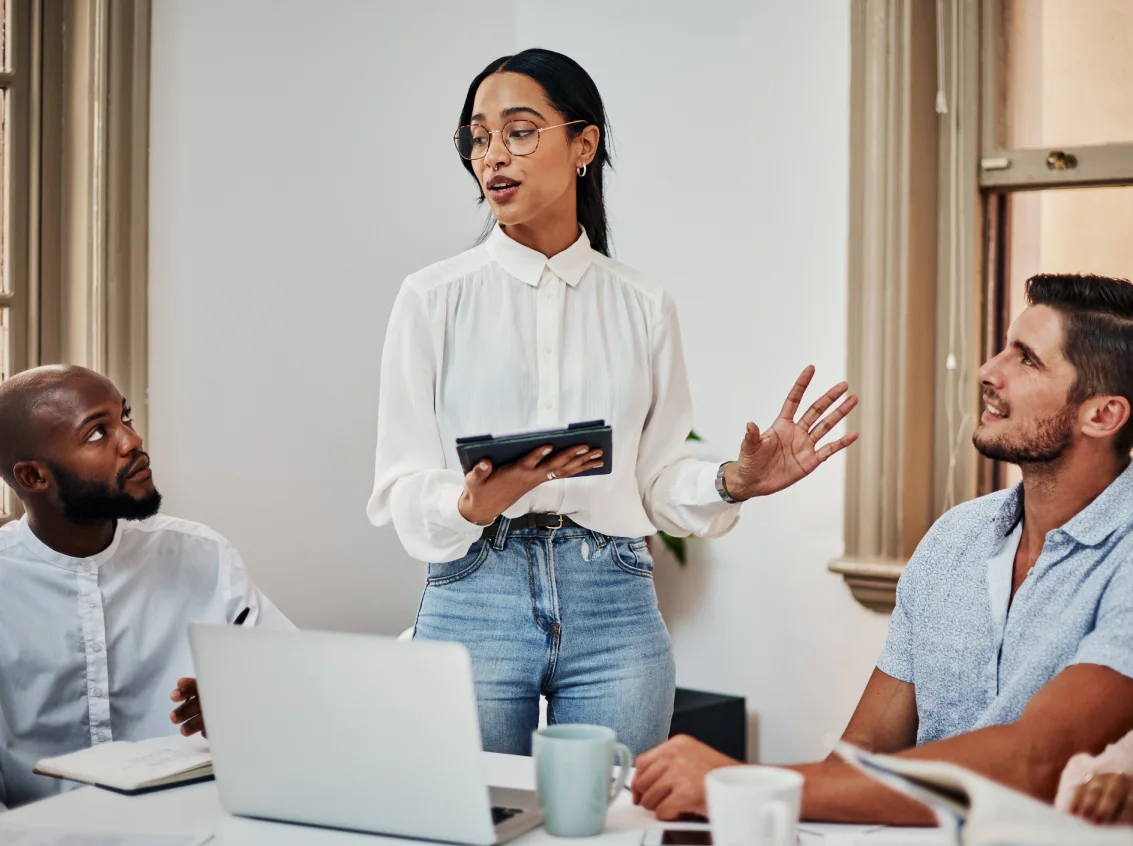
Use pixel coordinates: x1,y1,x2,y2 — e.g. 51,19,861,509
234,607,251,626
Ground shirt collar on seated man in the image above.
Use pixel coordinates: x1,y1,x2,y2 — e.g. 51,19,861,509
992,460,1133,548
486,224,593,288
16,514,125,572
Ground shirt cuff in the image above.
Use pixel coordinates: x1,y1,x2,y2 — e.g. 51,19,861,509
437,482,486,535
696,462,728,506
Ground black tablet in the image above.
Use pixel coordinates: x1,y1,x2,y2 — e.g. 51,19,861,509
456,420,612,478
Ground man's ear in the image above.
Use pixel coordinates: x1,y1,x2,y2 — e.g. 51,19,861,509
1080,395,1132,444
12,460,51,495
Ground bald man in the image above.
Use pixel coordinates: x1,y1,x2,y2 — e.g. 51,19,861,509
0,365,292,809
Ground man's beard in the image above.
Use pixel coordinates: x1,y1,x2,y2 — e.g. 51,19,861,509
49,461,162,523
972,401,1079,465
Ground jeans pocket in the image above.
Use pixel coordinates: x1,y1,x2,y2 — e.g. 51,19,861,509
611,536,655,578
426,540,491,586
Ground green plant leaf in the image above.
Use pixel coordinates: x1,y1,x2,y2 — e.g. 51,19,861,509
659,531,688,566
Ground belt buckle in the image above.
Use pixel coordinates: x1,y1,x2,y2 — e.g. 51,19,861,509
549,514,564,531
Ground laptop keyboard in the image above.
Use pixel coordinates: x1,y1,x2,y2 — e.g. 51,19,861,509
491,806,523,825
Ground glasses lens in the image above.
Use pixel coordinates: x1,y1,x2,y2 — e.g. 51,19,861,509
503,120,540,156
455,125,490,159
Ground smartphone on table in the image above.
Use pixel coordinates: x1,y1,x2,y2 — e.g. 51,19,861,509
641,831,712,846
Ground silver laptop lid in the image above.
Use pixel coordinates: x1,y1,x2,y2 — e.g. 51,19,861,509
190,625,498,845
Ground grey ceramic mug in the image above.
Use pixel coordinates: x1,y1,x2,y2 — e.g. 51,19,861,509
532,724,632,837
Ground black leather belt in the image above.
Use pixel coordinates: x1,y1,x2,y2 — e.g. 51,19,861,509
481,513,582,546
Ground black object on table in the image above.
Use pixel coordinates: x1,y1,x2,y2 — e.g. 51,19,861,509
668,687,747,762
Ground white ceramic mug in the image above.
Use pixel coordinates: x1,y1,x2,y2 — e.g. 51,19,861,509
705,766,803,846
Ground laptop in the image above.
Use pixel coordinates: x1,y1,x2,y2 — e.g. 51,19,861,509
189,625,543,845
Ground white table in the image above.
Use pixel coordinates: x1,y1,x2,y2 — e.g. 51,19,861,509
3,753,949,846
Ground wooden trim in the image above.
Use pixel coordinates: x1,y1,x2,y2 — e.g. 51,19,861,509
57,0,109,372
827,557,908,613
844,0,908,562
979,0,1000,159
38,0,63,365
2,0,149,519
840,0,939,610
2,0,35,521
38,0,150,438
24,0,40,369
931,0,982,517
978,1,1133,189
7,0,32,377
840,0,982,611
899,0,940,558
979,145,1133,190
104,0,149,440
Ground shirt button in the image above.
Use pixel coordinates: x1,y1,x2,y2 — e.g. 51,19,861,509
544,289,553,300
87,599,96,609
97,732,108,742
80,562,90,571
93,687,103,698
92,643,103,653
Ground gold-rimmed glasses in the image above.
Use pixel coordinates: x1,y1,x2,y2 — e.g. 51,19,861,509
453,119,586,160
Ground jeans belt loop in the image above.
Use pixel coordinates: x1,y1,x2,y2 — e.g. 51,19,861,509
490,515,512,550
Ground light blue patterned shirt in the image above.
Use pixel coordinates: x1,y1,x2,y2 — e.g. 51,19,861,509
878,461,1133,745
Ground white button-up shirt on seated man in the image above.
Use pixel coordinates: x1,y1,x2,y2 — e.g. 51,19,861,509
0,365,293,810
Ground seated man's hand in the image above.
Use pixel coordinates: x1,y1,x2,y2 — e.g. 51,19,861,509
1070,772,1133,825
169,677,207,738
632,735,739,820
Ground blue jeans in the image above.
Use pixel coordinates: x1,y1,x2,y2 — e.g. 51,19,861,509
413,523,676,758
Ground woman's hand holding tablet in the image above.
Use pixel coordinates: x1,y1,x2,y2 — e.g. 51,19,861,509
455,421,610,526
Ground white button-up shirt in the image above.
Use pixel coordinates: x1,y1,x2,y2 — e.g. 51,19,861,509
0,515,292,809
368,226,740,564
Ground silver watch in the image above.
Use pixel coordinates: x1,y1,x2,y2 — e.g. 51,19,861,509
715,461,741,504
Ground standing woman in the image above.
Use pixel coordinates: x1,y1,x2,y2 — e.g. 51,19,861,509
368,49,857,757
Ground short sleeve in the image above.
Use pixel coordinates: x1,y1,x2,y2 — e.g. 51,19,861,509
874,502,976,683
1071,544,1133,679
876,561,917,683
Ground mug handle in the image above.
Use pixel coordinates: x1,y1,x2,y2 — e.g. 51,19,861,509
758,800,790,846
607,743,632,806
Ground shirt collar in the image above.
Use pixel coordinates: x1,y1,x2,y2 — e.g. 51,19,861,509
992,460,1133,547
17,515,124,572
486,225,594,288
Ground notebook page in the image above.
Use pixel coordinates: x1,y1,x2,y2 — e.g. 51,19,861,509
37,736,211,787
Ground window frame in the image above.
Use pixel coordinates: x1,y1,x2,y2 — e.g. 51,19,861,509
978,0,1133,191
834,0,1133,611
831,0,983,611
1,0,35,522
0,0,150,526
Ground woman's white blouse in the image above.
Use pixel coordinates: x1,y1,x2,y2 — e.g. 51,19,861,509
368,226,740,563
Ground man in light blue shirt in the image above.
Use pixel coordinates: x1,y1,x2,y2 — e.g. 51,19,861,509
0,366,291,809
631,273,1133,824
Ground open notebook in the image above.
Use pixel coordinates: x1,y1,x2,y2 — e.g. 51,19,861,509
34,735,213,795
835,741,1133,846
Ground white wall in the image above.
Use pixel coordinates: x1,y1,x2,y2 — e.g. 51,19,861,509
149,0,513,635
150,0,890,764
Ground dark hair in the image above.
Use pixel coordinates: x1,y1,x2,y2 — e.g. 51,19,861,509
458,48,613,256
1026,273,1133,454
